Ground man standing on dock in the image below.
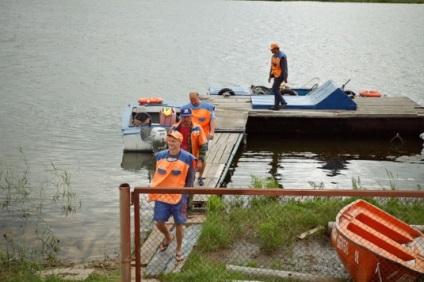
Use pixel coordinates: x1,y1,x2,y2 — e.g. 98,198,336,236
268,42,288,110
183,91,216,186
169,107,207,211
148,131,196,262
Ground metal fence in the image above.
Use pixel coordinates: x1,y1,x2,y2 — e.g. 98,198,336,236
119,185,424,282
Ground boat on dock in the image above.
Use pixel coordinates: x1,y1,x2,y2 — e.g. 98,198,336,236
331,199,424,282
209,79,357,110
121,98,184,152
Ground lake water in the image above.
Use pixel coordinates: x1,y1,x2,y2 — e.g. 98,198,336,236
1,0,423,263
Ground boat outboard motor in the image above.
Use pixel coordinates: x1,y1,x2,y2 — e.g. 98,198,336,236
150,127,168,153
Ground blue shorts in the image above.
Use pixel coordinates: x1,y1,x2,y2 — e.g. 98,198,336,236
153,195,187,224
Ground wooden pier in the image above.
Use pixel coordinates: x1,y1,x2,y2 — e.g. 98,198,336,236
226,95,424,137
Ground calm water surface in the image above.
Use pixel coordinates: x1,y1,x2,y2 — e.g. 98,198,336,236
1,0,423,262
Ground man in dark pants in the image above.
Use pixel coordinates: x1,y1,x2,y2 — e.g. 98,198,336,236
268,42,288,110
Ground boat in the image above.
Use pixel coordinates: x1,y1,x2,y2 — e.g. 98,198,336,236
208,79,358,110
331,199,424,281
208,78,356,99
121,98,184,152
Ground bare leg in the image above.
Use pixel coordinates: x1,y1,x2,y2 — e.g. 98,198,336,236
155,221,172,243
198,161,206,178
175,223,184,254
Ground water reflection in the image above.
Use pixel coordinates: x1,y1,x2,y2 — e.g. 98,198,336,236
227,135,424,190
320,159,348,177
121,153,156,182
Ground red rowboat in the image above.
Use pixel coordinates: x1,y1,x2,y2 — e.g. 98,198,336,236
331,199,424,281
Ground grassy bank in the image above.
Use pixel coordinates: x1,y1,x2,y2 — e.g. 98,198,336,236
2,170,423,281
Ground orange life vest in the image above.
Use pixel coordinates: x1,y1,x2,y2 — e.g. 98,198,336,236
187,103,215,137
148,150,196,204
271,56,282,78
169,121,207,160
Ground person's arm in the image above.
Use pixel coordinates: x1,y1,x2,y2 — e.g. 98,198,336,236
185,161,195,187
208,118,216,140
280,56,288,83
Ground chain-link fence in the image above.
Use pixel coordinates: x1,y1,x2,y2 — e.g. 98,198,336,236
120,186,424,282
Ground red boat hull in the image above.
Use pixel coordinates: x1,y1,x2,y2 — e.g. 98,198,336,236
331,200,424,282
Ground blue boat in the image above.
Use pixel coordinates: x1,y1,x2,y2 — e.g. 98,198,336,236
208,79,357,111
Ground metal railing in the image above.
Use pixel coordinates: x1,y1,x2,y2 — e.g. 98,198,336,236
119,185,424,281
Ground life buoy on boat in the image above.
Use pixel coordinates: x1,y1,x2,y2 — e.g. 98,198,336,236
138,97,164,104
359,90,382,97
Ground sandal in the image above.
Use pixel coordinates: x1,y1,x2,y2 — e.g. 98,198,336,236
159,234,174,252
175,252,185,261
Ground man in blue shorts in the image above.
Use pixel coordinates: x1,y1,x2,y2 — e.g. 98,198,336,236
148,131,196,261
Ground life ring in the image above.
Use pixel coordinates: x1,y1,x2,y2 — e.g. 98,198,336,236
359,90,381,97
138,97,164,104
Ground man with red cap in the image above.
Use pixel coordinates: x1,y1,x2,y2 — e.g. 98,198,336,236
148,130,196,262
268,42,288,110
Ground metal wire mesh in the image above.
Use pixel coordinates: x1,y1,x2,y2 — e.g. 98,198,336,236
123,187,424,282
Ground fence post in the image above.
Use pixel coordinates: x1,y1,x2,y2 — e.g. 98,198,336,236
119,183,131,282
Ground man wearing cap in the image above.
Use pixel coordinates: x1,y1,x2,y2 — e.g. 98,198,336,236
170,108,207,177
183,91,216,186
148,130,196,262
268,42,288,110
169,108,207,213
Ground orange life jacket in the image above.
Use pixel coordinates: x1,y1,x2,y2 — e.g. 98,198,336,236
187,102,215,137
148,149,196,204
271,56,282,78
169,121,207,159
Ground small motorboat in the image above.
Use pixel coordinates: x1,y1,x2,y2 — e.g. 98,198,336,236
331,199,424,281
121,98,184,152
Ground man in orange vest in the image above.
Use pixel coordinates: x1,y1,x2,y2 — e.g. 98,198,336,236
268,42,288,110
183,91,216,186
169,108,207,213
148,131,196,261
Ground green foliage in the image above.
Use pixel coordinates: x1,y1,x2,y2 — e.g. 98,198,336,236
197,197,234,251
159,250,248,282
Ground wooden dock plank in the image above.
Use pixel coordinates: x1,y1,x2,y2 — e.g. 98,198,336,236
146,224,202,276
165,224,203,273
140,227,171,266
